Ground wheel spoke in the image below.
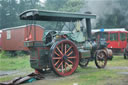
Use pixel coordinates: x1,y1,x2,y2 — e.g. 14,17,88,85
65,62,67,72
101,60,105,64
61,43,64,54
53,57,61,60
61,62,64,73
57,61,63,69
68,56,76,59
65,46,72,54
65,44,67,54
67,59,73,64
57,47,63,55
65,62,72,69
55,51,60,57
55,60,60,66
67,51,73,56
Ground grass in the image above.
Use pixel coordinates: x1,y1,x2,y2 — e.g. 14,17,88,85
0,55,128,85
49,68,118,85
0,56,31,70
42,55,128,85
0,55,33,82
107,55,128,66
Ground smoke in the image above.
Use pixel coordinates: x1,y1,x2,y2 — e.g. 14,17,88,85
81,0,128,29
87,0,118,18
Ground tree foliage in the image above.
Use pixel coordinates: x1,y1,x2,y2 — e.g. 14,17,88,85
0,0,41,29
1,0,127,31
0,0,18,28
60,0,84,12
39,0,84,30
45,0,84,12
0,0,84,29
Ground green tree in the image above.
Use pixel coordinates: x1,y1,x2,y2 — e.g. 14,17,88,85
45,0,84,12
17,0,41,26
0,0,41,29
0,0,19,28
45,0,67,11
42,0,84,30
60,0,84,12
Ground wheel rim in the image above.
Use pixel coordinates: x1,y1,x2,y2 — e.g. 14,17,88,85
51,40,79,76
95,51,107,68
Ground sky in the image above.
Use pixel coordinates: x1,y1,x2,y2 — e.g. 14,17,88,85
40,0,46,3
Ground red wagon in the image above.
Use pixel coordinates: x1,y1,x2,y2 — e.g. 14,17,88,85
0,30,2,49
92,28,128,52
1,25,44,51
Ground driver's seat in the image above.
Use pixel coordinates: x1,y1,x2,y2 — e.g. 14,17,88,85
70,21,86,42
70,31,85,42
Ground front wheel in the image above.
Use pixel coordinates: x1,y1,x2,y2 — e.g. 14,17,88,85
50,40,79,76
95,50,107,68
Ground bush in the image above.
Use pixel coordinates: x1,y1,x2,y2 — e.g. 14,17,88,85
0,51,29,58
0,50,9,58
15,51,29,57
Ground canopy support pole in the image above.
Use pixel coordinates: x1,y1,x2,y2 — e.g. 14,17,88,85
86,18,92,40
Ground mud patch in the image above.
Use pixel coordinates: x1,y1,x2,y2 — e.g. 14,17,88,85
0,70,19,76
118,72,128,75
106,66,128,70
0,70,33,78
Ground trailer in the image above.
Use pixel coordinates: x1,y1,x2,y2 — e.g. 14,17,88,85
0,30,2,49
1,25,44,51
92,28,128,52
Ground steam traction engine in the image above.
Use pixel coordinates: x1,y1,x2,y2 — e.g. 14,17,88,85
20,9,111,76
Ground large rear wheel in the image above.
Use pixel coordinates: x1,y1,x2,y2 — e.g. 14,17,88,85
50,40,79,76
95,50,107,68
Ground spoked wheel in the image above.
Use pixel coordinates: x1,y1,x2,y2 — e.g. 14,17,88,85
50,40,79,76
79,58,89,68
95,51,107,68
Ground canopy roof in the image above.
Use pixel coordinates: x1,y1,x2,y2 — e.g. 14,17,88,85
19,9,96,22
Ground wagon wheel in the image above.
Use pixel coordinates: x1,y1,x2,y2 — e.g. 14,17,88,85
79,58,89,68
50,40,79,76
95,51,107,68
124,53,128,59
79,53,89,68
124,50,128,59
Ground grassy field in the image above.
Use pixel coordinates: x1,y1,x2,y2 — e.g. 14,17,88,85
0,55,128,85
0,55,33,82
0,56,31,70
